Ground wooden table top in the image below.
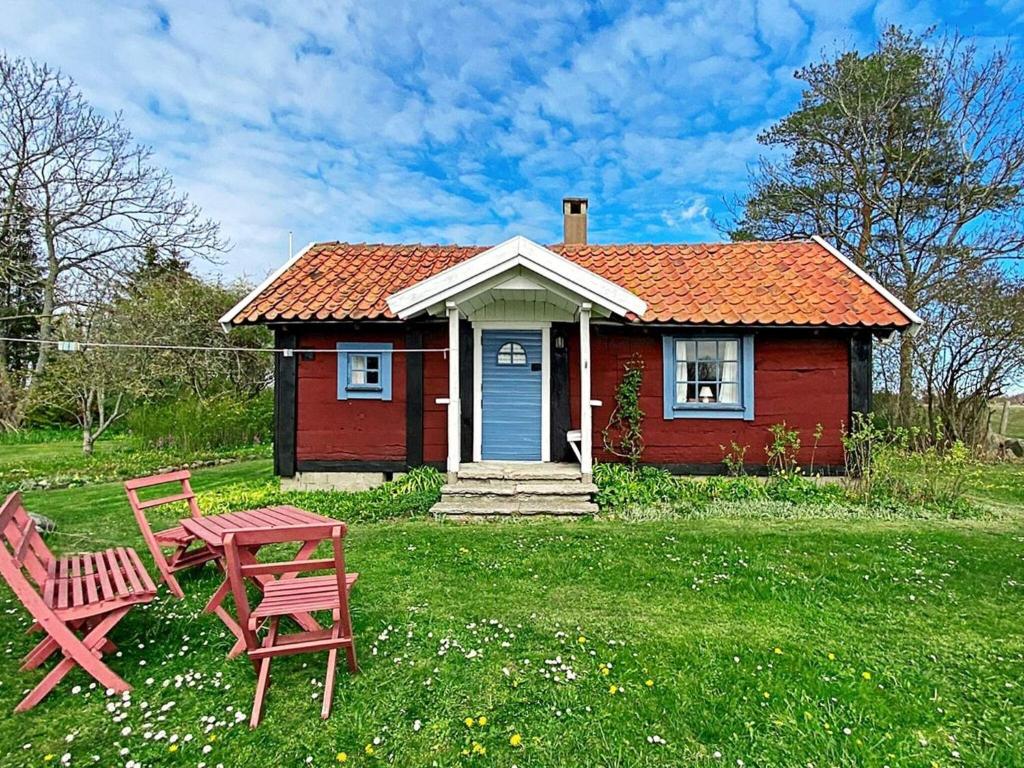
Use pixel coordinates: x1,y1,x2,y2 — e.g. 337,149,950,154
179,506,341,548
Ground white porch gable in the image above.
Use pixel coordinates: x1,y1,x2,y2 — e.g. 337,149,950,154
385,235,647,320
385,236,646,480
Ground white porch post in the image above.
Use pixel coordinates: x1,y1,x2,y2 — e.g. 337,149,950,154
579,303,593,478
446,302,461,476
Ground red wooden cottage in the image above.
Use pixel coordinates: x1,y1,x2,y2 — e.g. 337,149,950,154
221,199,919,515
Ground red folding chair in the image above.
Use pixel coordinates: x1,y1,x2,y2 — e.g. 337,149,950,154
224,523,358,727
0,492,157,712
124,470,219,598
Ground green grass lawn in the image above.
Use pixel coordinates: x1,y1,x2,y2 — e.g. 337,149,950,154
1,461,1023,767
990,403,1024,439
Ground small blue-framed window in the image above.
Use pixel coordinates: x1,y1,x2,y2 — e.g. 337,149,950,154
337,342,392,401
662,335,754,420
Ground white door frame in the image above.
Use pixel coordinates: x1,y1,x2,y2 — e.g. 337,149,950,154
473,321,551,463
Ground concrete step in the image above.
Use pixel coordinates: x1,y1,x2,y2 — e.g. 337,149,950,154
432,498,599,518
440,482,598,497
456,462,583,482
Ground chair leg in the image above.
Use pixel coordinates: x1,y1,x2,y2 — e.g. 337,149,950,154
16,608,131,712
322,647,338,720
249,619,278,728
345,639,358,674
21,636,59,670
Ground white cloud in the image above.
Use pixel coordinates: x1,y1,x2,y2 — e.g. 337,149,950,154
0,0,1011,282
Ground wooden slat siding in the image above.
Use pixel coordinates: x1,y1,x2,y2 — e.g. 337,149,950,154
569,327,851,468
70,555,83,607
849,330,873,421
275,328,298,477
82,555,98,604
459,319,474,463
296,327,407,462
550,322,572,462
93,552,114,602
405,326,424,468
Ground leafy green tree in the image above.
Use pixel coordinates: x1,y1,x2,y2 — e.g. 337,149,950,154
731,27,1024,427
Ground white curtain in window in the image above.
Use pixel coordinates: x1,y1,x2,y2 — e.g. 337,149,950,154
674,340,688,403
720,363,739,403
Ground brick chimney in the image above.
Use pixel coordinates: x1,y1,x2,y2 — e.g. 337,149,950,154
563,197,588,245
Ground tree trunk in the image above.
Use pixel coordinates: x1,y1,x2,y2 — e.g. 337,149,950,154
81,426,94,454
897,330,915,428
35,226,58,377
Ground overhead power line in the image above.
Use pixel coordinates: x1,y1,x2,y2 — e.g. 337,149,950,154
0,336,449,356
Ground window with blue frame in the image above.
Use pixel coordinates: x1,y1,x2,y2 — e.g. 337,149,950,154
337,342,392,400
662,335,754,420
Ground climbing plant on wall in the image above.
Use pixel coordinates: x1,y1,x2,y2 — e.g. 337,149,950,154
602,354,645,466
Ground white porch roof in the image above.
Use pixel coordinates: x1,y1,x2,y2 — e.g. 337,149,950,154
385,236,647,319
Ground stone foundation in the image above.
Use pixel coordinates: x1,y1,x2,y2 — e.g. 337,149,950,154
280,471,404,492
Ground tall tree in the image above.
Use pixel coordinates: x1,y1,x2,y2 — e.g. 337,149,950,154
731,27,1024,426
0,54,225,378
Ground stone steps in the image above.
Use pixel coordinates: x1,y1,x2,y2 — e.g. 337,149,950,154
432,462,598,520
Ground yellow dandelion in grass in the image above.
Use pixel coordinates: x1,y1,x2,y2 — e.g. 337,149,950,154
827,652,836,661
44,757,54,763
365,744,375,755
763,691,770,699
773,647,783,655
168,744,178,753
336,752,348,763
578,636,587,644
645,679,654,687
471,741,486,755
464,717,475,728
477,716,487,727
510,733,523,747
862,671,872,680
609,684,619,695
208,734,218,742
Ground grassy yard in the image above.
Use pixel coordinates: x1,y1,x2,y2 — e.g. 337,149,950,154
1,461,1023,767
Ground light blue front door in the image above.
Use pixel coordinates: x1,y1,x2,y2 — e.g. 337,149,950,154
481,329,542,460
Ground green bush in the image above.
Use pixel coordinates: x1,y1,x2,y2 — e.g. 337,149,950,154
197,466,445,524
127,391,273,452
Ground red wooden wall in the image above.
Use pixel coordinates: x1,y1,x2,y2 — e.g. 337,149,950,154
296,328,408,462
569,328,850,467
293,324,851,469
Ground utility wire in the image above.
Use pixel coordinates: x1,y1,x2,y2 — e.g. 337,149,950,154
0,336,448,355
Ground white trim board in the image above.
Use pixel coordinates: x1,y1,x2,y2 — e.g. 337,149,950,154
386,236,647,319
219,242,317,331
472,322,551,463
811,235,923,334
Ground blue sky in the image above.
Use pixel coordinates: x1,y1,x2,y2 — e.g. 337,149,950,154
2,0,1023,280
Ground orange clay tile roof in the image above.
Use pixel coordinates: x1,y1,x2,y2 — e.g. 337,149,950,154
229,240,913,328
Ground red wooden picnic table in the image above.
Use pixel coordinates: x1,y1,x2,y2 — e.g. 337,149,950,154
179,506,343,658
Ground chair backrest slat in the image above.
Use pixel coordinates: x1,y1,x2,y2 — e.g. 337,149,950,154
124,470,202,525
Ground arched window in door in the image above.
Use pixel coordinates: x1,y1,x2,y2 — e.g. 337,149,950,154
496,341,527,366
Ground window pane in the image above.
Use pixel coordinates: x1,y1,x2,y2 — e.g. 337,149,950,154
497,342,526,365
350,368,366,385
675,340,688,362
366,370,379,385
721,361,738,383
687,382,697,402
696,340,717,360
698,361,716,382
366,356,379,370
720,340,738,361
350,354,366,371
675,382,687,404
719,382,739,403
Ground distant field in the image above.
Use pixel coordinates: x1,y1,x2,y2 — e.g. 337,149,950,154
991,403,1024,438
